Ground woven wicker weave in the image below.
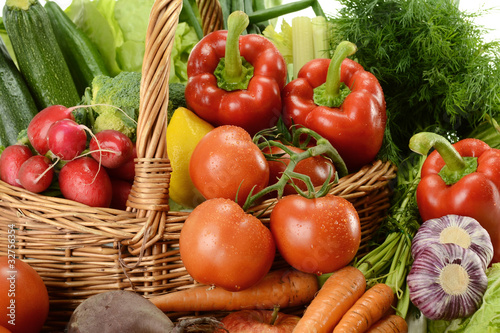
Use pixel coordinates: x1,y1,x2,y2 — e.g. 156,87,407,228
0,0,396,331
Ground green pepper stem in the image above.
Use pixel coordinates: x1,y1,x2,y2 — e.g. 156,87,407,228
409,132,465,171
324,41,357,100
224,11,249,81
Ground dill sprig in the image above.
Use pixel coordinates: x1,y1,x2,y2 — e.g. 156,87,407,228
328,0,500,162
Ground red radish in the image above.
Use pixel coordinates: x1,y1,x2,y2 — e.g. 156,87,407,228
89,130,133,169
0,145,33,187
106,144,136,181
27,105,81,155
110,178,132,210
17,155,54,193
47,119,88,160
59,157,113,207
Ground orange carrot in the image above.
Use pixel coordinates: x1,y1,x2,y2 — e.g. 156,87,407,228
333,282,395,333
292,265,366,333
365,314,408,333
148,269,319,312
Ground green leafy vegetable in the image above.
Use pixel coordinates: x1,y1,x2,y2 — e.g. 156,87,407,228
65,0,198,82
170,22,199,84
262,20,293,64
328,0,500,162
65,0,152,74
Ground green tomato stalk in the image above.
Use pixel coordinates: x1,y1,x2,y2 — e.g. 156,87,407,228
241,125,349,211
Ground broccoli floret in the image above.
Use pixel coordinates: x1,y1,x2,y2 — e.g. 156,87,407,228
92,71,141,116
167,82,187,124
83,71,142,141
93,110,136,140
82,72,186,139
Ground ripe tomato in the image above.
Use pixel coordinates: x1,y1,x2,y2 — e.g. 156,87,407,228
179,198,275,291
270,195,361,275
189,125,269,205
265,145,335,195
0,257,49,333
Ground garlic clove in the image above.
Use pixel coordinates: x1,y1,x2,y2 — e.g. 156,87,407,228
411,214,493,270
407,243,488,321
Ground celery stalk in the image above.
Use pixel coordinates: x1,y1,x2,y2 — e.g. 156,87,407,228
311,16,329,59
292,16,314,79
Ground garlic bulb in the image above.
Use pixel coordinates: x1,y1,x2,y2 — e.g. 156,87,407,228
407,243,488,321
411,214,493,270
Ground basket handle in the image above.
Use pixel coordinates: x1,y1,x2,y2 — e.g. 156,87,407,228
123,0,223,253
196,0,224,35
122,0,182,253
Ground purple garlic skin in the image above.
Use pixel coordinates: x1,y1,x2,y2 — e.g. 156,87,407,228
407,243,488,321
411,214,493,270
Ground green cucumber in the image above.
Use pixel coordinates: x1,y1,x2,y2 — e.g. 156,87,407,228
0,36,38,147
3,0,80,109
44,1,110,96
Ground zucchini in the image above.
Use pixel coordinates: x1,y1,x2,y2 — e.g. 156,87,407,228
0,36,38,147
44,1,110,96
3,0,80,109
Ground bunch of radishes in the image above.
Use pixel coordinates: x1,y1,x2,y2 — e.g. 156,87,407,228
0,104,136,209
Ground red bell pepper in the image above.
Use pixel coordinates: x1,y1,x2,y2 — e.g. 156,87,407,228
184,11,287,136
282,41,386,172
410,132,500,263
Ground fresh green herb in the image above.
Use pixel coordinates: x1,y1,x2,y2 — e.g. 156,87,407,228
328,0,500,162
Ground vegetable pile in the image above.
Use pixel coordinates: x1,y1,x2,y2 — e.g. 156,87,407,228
1,0,500,331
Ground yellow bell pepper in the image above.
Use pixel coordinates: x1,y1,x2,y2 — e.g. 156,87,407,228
166,107,214,208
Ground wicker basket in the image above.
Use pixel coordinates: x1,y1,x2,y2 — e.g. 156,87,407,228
0,0,396,331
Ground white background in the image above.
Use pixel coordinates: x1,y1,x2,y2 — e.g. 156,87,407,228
1,0,499,41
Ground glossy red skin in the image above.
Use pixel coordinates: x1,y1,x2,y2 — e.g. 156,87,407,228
109,178,132,210
90,130,133,169
59,157,112,207
282,58,386,172
265,145,335,196
220,310,300,332
417,138,500,263
27,105,73,155
47,119,87,160
106,144,136,181
0,257,49,333
179,198,275,292
189,125,269,205
270,194,361,275
185,31,287,136
18,155,54,193
0,145,33,187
